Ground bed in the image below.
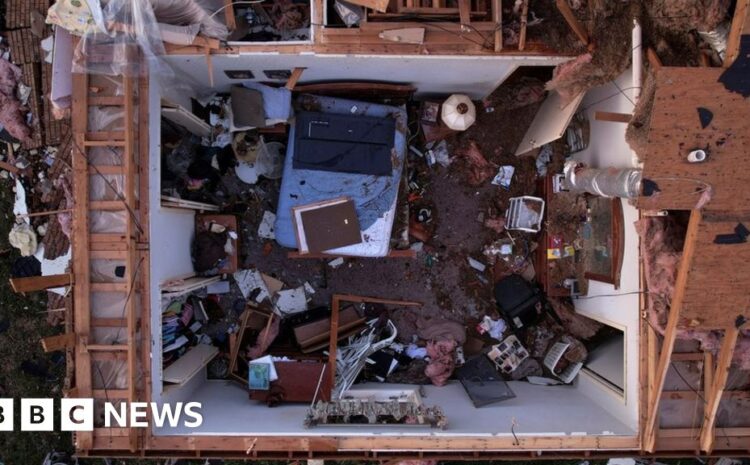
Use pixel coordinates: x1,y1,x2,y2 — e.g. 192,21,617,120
274,95,407,257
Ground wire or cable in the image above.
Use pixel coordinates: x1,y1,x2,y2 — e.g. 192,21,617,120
510,417,520,445
208,1,265,20
579,86,639,112
574,290,649,300
70,137,145,235
612,79,635,107
112,256,145,345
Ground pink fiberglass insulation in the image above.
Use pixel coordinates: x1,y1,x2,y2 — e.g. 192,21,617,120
636,217,750,369
0,58,32,145
425,339,457,386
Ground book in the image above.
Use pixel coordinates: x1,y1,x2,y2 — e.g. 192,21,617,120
248,362,271,390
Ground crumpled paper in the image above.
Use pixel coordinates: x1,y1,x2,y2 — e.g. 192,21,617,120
9,222,38,256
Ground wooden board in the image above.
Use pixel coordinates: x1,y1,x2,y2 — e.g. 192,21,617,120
514,90,584,156
162,106,211,137
637,67,750,213
347,0,391,13
163,344,219,385
249,361,332,403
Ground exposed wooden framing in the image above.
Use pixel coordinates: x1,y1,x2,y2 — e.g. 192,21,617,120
122,72,139,452
10,273,73,293
555,0,589,47
594,111,632,123
646,48,662,71
164,19,562,56
458,0,471,25
348,0,389,13
285,67,306,90
725,0,750,67
223,0,236,32
703,351,713,398
204,46,214,88
661,390,750,401
493,0,502,51
645,320,658,442
698,51,711,67
328,295,422,390
518,0,529,51
699,326,740,453
71,66,93,450
670,352,704,362
644,209,702,452
41,332,75,352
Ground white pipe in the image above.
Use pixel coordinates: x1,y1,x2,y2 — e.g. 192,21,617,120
632,18,642,103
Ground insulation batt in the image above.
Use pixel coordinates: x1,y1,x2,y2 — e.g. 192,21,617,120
0,59,32,144
636,217,750,369
150,0,229,39
425,340,457,386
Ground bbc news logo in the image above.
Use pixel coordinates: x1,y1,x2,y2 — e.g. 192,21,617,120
0,399,203,431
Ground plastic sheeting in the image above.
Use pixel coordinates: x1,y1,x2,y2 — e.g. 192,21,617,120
90,290,141,345
90,211,128,234
91,258,127,283
88,106,125,132
88,146,124,165
71,0,166,77
151,0,229,40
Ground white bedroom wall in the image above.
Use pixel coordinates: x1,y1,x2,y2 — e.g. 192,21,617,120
149,72,199,401
162,53,569,99
570,69,640,430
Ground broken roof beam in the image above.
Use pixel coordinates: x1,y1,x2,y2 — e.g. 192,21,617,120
725,0,750,67
699,326,741,453
643,209,703,452
555,0,589,47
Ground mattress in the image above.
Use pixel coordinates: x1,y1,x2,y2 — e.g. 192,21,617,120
274,95,407,257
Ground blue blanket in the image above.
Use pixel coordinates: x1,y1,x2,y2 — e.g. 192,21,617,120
274,95,407,250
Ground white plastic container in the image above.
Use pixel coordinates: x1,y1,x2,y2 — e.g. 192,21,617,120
505,196,545,233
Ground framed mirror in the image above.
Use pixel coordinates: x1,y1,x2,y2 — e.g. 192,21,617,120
582,197,625,288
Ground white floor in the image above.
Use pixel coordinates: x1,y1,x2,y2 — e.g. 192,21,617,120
156,380,635,436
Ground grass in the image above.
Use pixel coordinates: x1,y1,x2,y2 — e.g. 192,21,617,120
0,178,73,462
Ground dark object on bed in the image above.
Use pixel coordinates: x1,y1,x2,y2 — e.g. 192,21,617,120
294,198,362,253
293,111,395,176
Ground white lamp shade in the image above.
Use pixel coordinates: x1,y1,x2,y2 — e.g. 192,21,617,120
441,94,477,131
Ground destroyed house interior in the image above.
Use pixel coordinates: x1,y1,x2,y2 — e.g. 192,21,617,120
3,0,750,460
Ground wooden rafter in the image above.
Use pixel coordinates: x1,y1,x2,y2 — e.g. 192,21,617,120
518,0,529,51
725,0,750,67
699,326,740,453
643,209,702,452
71,68,93,451
493,0,502,51
555,0,589,47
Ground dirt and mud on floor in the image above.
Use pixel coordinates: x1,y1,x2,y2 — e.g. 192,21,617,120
223,72,554,330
